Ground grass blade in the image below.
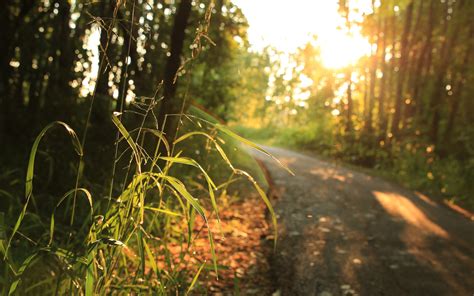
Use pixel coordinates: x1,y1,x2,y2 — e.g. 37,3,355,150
142,234,159,277
160,156,219,220
8,253,39,295
235,169,278,248
85,249,95,296
5,121,82,258
214,124,294,175
143,206,181,217
112,112,142,173
186,261,206,296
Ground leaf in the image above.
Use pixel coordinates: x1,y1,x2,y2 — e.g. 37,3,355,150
142,235,159,277
174,131,234,170
160,156,219,220
5,121,82,258
8,253,39,295
160,175,206,220
214,124,294,175
143,206,181,217
186,262,206,295
49,188,93,245
142,128,170,157
235,169,278,248
85,249,95,296
112,113,142,173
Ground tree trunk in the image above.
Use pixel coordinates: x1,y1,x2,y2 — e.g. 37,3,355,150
157,0,192,145
391,1,414,138
378,18,388,140
442,17,472,144
411,0,435,120
345,70,353,133
403,0,425,127
366,12,382,133
429,0,466,144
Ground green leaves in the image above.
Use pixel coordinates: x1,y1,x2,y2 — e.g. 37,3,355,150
6,121,82,259
8,253,39,295
49,188,93,245
215,124,294,175
5,114,286,294
112,112,142,173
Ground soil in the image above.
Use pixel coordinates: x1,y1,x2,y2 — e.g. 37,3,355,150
252,146,474,296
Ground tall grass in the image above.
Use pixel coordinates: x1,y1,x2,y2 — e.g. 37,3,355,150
1,108,284,294
0,2,288,294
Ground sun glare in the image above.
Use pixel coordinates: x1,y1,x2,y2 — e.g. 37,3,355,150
232,0,373,69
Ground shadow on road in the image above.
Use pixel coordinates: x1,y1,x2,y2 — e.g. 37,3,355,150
255,147,474,296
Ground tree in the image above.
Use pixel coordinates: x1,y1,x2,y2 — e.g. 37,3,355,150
156,0,192,146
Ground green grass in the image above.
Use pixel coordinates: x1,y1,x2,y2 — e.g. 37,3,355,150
0,111,282,295
233,124,474,211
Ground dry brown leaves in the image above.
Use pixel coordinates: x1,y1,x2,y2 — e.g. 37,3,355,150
166,196,274,295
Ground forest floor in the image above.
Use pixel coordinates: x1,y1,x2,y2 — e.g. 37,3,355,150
251,146,474,296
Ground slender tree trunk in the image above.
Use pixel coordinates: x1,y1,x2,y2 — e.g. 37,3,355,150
116,6,138,112
429,0,466,144
44,0,74,120
345,70,353,133
403,0,424,127
378,18,388,140
362,67,369,119
157,0,192,145
0,1,35,140
391,1,414,138
366,12,382,133
442,16,472,144
412,0,435,119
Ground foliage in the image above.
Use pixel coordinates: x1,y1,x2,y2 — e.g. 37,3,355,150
234,0,474,209
0,0,279,294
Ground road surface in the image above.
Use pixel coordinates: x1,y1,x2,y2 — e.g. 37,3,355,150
252,146,474,296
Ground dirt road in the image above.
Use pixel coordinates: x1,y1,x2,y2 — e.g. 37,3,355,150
252,147,474,296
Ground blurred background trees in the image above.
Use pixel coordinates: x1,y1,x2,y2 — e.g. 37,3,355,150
0,0,255,143
1,0,473,207
234,0,474,208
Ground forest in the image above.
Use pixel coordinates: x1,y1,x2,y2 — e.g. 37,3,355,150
235,0,474,209
0,0,473,294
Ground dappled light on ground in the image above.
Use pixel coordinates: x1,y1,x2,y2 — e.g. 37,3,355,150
415,191,439,207
310,167,354,182
251,146,474,295
373,191,449,238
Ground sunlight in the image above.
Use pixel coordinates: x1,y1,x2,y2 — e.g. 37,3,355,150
232,0,372,69
373,191,449,238
80,24,101,97
319,30,372,68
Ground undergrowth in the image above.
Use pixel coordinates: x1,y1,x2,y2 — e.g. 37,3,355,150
0,107,288,295
233,124,474,210
0,2,290,294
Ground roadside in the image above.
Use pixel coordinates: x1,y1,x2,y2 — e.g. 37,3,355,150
279,146,474,221
188,196,274,295
252,146,474,296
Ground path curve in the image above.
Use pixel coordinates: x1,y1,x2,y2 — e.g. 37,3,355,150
252,146,474,296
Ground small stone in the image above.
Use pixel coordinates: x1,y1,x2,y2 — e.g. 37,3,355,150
289,231,300,237
353,258,362,264
341,284,351,290
272,290,281,296
389,264,399,269
318,291,333,296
